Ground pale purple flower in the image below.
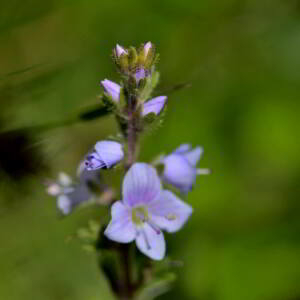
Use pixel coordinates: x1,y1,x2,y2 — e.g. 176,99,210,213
142,96,167,116
104,163,192,260
46,170,102,215
162,145,210,193
46,172,75,215
101,79,121,102
144,41,152,56
84,141,124,171
115,44,127,57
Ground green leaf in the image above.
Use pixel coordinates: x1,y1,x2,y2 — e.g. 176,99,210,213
98,250,123,295
79,103,112,121
143,112,156,124
134,272,176,300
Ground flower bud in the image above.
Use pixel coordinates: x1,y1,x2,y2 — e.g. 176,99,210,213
115,44,127,57
101,79,121,102
142,96,167,116
84,141,124,170
144,41,152,57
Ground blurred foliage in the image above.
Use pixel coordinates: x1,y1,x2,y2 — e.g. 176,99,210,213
0,0,300,299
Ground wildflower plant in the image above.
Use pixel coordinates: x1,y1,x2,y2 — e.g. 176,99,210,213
46,42,209,299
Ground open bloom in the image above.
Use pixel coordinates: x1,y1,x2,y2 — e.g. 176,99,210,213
100,79,167,116
46,172,77,215
46,170,102,215
104,163,192,260
84,141,124,171
161,144,210,193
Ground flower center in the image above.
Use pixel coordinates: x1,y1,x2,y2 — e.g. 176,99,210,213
132,206,149,226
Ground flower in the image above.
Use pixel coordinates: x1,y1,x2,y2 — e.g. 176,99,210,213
115,44,127,57
104,163,192,260
84,141,124,171
101,79,121,102
100,79,167,115
46,170,102,215
161,144,210,193
46,172,75,215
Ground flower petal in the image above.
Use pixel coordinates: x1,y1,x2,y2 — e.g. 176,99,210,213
84,152,106,170
57,195,72,215
58,172,72,186
95,141,124,168
101,79,121,102
135,223,166,260
149,190,193,233
142,96,167,116
135,68,146,83
183,146,203,167
104,201,136,243
174,144,190,154
47,183,61,196
123,163,162,207
163,154,196,193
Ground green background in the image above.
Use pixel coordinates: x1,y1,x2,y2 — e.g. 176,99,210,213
0,0,300,299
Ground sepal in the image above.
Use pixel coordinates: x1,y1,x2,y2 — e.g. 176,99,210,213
139,71,160,102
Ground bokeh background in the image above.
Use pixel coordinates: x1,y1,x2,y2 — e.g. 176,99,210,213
0,0,300,299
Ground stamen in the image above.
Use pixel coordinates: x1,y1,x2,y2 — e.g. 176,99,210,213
166,214,177,221
132,206,149,226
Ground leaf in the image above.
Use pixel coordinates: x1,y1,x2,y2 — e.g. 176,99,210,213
78,103,112,121
134,272,176,300
98,250,123,295
0,63,45,81
155,81,192,96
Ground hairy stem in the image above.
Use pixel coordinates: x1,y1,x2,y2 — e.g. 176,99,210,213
119,92,139,299
125,93,138,171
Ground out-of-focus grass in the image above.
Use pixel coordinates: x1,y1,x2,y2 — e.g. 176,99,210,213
0,0,300,299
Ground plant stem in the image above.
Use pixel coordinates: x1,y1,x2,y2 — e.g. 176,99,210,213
125,93,138,171
119,92,139,299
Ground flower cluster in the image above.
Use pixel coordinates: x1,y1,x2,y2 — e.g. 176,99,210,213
47,42,210,266
77,42,210,260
